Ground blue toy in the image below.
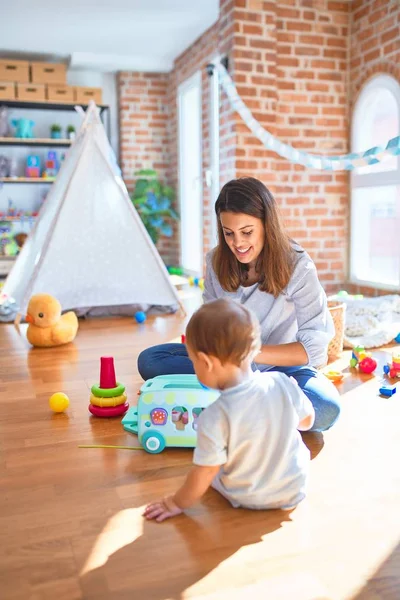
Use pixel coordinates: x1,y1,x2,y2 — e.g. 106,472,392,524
12,119,35,139
26,155,41,178
134,311,146,324
122,374,219,453
395,333,400,343
379,385,396,397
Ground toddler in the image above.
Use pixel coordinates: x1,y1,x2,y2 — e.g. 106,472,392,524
143,298,315,522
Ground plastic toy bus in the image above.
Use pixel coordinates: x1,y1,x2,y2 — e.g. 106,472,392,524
122,374,219,453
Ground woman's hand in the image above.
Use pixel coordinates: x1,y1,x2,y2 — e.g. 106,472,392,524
143,495,183,522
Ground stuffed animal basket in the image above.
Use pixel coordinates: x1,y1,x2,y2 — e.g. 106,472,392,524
327,301,346,360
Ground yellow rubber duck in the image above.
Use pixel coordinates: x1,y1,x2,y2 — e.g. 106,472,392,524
25,294,79,347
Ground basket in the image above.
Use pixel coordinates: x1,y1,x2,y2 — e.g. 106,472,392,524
327,301,346,360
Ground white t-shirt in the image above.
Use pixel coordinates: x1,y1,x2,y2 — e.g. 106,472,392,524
193,370,313,510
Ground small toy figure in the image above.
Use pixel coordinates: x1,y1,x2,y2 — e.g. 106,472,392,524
89,356,129,417
379,385,396,397
26,155,41,178
350,345,377,374
25,294,79,347
383,353,400,379
42,150,59,178
12,118,35,138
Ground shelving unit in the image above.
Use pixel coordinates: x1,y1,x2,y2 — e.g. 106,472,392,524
0,177,54,184
0,137,72,147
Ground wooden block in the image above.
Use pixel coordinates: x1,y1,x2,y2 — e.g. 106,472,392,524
46,84,75,103
0,59,29,83
16,83,46,102
74,86,103,105
0,81,15,100
30,62,66,85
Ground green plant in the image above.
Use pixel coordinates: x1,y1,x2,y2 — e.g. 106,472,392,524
50,124,62,133
67,125,75,133
131,169,178,244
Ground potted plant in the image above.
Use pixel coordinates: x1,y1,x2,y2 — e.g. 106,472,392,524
131,169,178,245
50,124,62,139
67,125,76,140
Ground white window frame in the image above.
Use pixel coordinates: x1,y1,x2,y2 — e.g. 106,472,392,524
177,71,203,275
350,74,400,289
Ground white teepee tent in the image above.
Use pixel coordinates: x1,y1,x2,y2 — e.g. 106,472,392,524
2,102,181,319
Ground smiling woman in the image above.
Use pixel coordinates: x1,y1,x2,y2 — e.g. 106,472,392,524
138,177,341,432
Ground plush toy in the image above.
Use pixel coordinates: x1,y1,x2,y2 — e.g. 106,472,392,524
12,118,35,139
25,294,79,347
0,106,10,137
0,155,10,177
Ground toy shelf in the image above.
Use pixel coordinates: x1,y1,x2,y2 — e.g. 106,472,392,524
0,216,37,221
1,99,109,113
0,137,72,147
0,177,54,184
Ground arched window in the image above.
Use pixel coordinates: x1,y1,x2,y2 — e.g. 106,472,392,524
351,74,400,288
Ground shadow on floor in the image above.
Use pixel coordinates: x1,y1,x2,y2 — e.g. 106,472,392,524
350,540,400,600
79,497,294,600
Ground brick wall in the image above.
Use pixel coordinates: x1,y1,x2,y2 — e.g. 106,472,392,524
231,0,350,291
118,0,398,290
117,72,177,263
350,0,400,102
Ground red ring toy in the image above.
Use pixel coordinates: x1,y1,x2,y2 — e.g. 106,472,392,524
88,402,129,418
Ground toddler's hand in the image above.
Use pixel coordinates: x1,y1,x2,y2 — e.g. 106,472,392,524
143,495,183,522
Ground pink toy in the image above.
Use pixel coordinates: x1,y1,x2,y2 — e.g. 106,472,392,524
359,356,377,374
89,402,129,418
100,356,117,388
88,356,128,418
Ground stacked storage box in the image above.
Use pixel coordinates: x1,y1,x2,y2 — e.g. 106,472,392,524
0,59,103,105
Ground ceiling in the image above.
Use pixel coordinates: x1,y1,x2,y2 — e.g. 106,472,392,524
1,0,219,72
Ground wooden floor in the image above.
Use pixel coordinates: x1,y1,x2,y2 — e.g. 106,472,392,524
1,291,400,600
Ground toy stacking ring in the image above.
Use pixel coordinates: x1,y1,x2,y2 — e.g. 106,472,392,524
89,402,129,418
91,383,125,398
90,393,127,407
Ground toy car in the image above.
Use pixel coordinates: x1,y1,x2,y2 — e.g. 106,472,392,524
122,374,219,453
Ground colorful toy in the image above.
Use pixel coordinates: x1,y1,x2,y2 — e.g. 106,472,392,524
42,151,59,178
12,118,34,138
167,266,183,275
134,311,146,324
26,155,41,178
379,384,396,398
49,392,70,413
349,345,377,374
324,371,344,383
383,352,400,379
122,374,219,453
89,356,129,418
25,294,79,347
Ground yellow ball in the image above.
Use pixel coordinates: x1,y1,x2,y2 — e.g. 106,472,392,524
49,392,70,413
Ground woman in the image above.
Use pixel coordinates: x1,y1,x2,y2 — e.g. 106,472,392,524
138,177,340,432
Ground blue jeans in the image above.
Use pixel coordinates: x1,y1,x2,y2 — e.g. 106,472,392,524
137,343,340,432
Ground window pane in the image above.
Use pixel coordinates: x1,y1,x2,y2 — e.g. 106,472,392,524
351,185,400,287
353,87,399,174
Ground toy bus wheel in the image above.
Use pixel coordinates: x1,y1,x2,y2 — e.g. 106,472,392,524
142,431,166,454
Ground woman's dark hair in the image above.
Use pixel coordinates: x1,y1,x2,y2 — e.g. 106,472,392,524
213,177,295,297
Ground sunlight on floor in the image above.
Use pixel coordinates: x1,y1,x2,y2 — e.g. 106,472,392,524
80,507,144,576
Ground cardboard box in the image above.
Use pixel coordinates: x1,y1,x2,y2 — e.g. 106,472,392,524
74,86,103,105
0,81,15,100
0,59,29,83
16,83,46,102
30,62,66,85
46,84,75,103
